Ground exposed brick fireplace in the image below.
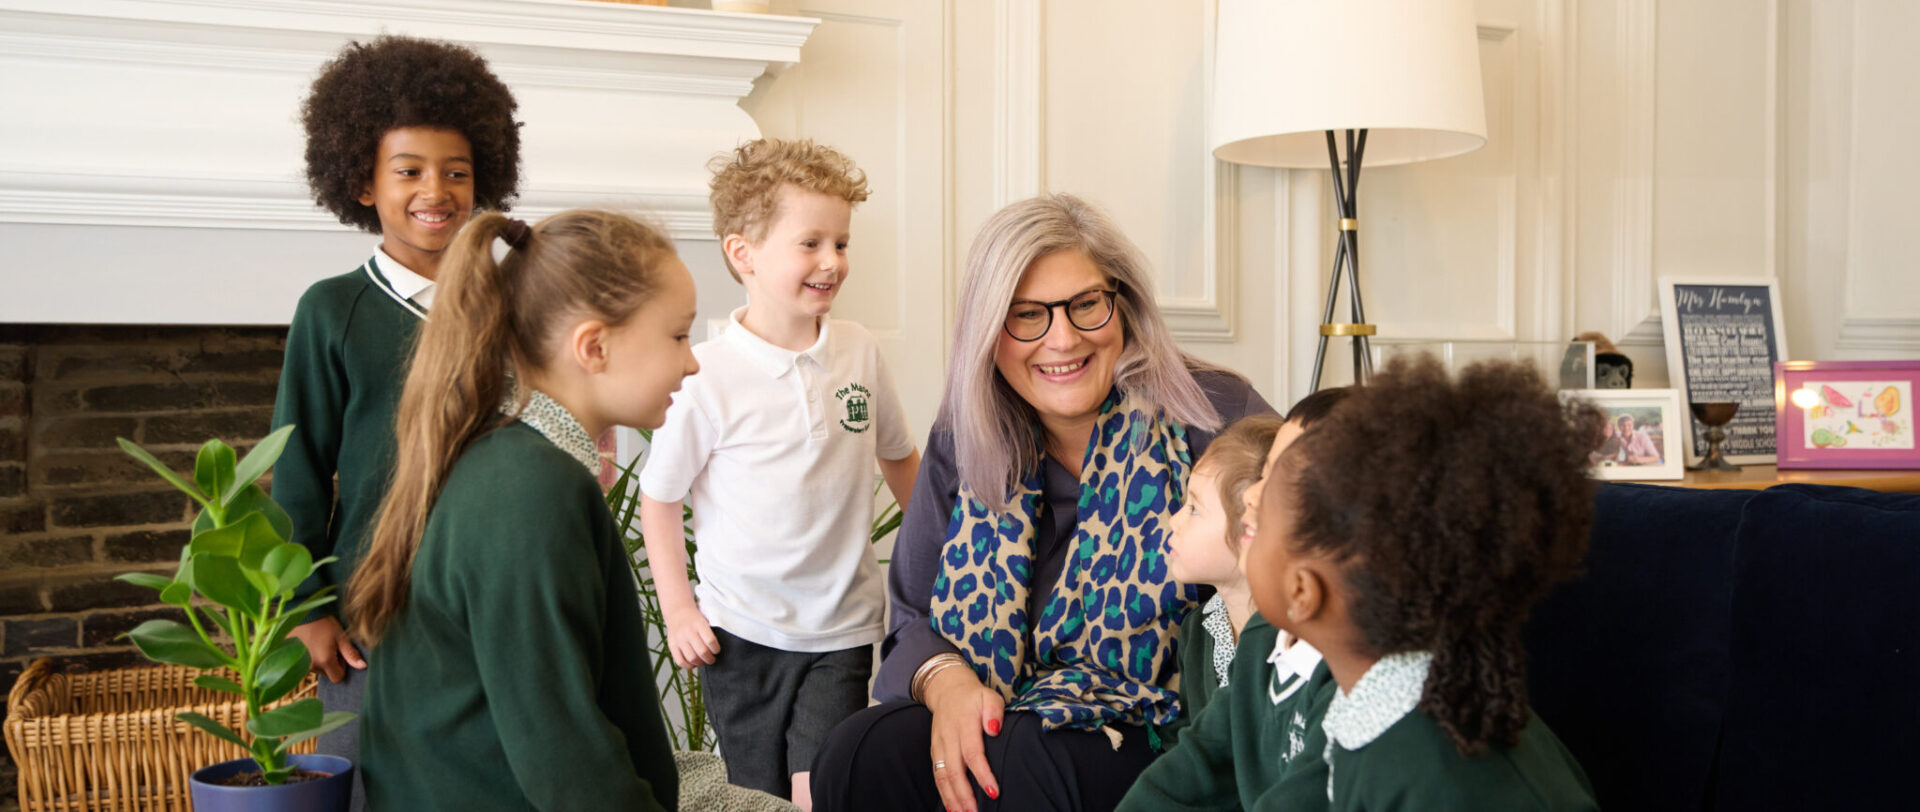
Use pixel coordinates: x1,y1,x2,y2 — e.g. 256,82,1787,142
0,324,287,803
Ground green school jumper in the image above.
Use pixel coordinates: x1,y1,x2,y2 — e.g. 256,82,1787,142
271,258,422,614
1323,652,1597,812
1174,594,1227,728
1120,614,1339,812
361,398,679,811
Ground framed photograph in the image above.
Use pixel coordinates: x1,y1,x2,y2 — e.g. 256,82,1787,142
1659,277,1789,466
1774,361,1919,469
1562,389,1686,481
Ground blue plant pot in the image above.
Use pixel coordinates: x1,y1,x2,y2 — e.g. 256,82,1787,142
188,753,353,812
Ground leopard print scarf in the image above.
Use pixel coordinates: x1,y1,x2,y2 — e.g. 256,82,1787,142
930,388,1200,732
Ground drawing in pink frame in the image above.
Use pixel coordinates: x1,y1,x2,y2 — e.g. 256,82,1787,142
1774,360,1920,469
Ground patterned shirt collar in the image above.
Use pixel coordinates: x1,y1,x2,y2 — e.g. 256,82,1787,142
1322,650,1432,750
1200,594,1234,688
511,390,600,474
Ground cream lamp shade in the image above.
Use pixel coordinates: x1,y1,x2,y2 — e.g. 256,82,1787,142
1210,0,1488,168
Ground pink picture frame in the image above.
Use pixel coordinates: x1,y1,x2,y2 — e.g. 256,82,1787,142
1774,360,1920,469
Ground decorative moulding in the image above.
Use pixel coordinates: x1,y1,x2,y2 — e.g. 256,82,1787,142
1836,317,1920,358
0,0,816,237
0,0,816,323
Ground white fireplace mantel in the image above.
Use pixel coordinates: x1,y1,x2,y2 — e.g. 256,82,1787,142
0,0,817,324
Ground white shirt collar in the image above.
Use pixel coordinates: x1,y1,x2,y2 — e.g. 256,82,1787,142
373,246,437,308
509,390,600,474
721,305,831,378
1266,632,1325,705
1322,650,1431,750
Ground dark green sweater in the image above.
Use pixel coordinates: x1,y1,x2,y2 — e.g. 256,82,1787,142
362,422,678,810
1329,708,1597,811
270,260,420,615
1120,615,1338,812
1175,601,1223,728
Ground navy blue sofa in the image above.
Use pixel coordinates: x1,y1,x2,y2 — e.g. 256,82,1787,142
1524,483,1920,812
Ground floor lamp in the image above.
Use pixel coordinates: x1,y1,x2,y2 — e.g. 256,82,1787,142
1210,0,1489,391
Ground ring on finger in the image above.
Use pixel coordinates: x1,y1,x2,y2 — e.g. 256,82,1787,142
933,760,947,771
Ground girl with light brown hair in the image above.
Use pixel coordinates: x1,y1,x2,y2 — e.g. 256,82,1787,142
347,210,698,811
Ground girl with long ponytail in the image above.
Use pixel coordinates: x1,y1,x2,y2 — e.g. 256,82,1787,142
349,210,699,811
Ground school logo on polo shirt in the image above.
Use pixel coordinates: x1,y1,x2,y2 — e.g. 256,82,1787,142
835,382,872,433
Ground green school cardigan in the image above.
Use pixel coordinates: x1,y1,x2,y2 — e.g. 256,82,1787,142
361,421,678,810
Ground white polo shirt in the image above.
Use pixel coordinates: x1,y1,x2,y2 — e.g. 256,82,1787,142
639,307,916,652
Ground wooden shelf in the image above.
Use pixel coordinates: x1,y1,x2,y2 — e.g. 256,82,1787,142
1619,464,1920,494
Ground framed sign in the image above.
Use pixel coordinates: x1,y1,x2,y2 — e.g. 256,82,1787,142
1561,389,1686,481
1659,277,1789,466
1774,360,1919,469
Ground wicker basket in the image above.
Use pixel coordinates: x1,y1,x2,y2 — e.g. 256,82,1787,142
4,658,320,812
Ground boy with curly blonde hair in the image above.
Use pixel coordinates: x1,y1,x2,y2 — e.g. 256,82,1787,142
639,139,921,808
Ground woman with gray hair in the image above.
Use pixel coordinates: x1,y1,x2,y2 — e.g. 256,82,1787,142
811,194,1274,811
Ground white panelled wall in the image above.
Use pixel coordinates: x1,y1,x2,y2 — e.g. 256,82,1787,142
3,0,1914,417
743,0,1920,419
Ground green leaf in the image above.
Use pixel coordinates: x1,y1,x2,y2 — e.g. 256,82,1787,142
260,543,314,600
256,640,311,705
193,484,293,543
226,425,294,503
189,512,282,570
159,581,192,608
198,604,234,641
188,554,261,614
246,697,322,738
117,437,208,504
194,675,245,695
261,763,295,786
188,522,244,558
128,620,228,668
279,593,338,621
176,712,250,750
116,572,172,591
273,711,356,754
243,566,279,602
194,440,237,509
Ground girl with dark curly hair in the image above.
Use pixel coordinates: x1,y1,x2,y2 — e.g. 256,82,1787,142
269,35,520,805
1248,357,1602,811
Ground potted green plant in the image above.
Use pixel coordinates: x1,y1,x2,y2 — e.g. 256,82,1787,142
114,425,356,811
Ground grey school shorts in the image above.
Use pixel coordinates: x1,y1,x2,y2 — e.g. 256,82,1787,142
700,626,874,800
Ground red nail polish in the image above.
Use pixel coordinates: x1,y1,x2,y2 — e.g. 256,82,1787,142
986,785,1000,800
987,719,1001,735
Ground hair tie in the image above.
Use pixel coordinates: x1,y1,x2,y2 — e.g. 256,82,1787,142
501,218,531,251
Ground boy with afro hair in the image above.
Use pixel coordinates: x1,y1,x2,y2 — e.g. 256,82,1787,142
272,35,521,806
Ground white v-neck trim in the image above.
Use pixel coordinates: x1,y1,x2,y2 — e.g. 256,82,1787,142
1266,633,1324,705
363,249,430,319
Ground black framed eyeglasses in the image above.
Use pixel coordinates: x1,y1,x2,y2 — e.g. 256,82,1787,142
1003,289,1118,342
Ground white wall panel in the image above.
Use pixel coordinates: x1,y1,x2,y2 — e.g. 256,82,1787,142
1837,0,1920,357
743,0,949,435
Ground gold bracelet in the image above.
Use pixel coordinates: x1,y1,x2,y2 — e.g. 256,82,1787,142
910,653,967,703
